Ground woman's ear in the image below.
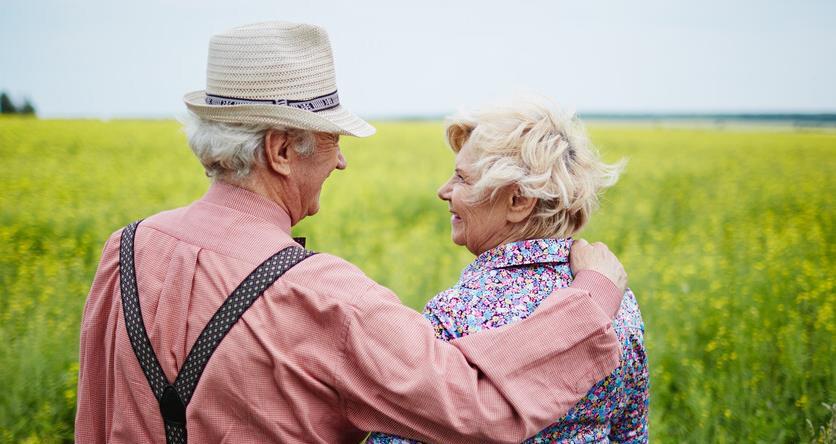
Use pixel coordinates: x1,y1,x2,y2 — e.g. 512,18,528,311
263,129,292,176
506,187,537,223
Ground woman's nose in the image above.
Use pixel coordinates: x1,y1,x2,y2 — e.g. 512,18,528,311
437,178,452,201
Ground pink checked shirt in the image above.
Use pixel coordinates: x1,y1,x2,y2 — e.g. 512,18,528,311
75,182,622,443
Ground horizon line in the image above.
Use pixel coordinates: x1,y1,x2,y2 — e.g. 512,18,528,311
18,110,836,122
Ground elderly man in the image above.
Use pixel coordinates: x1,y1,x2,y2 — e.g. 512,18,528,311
76,22,627,443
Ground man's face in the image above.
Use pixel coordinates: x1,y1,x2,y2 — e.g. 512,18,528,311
292,132,346,218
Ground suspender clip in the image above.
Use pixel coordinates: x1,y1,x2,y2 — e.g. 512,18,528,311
159,384,187,426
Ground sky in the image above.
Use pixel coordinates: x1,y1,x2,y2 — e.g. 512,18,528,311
2,0,835,119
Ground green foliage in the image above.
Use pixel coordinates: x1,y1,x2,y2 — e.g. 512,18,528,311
0,93,17,114
0,92,36,116
0,117,833,442
20,99,36,115
807,403,836,444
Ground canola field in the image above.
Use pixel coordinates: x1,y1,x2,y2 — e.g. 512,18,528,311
0,117,834,443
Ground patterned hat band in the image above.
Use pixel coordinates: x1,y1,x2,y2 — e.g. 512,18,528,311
204,90,340,113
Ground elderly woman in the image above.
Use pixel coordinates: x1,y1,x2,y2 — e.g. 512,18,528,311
369,98,648,443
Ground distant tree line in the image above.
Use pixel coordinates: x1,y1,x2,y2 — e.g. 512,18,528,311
1,91,36,115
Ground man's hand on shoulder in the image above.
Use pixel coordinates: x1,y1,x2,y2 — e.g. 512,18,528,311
570,239,627,294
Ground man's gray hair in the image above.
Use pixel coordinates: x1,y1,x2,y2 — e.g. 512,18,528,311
181,111,316,181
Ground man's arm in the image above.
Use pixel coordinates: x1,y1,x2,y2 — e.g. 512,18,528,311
75,233,121,444
336,270,622,444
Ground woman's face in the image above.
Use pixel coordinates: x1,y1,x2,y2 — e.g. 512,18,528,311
437,143,514,255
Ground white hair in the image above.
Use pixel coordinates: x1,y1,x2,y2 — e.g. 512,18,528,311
445,96,626,239
180,111,316,181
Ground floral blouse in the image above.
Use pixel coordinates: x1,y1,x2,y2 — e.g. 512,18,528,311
367,238,648,443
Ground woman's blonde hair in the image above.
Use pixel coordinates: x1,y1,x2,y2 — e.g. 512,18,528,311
446,96,625,239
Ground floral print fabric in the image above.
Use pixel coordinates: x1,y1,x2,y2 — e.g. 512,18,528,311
368,238,648,443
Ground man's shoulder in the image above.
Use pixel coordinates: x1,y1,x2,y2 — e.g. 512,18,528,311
102,205,190,248
104,227,124,248
279,252,384,306
291,252,369,281
139,204,200,238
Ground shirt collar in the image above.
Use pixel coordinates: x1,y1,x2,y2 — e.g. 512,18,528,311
473,238,572,271
200,181,293,235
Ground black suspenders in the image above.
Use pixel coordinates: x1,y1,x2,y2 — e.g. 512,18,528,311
118,221,315,443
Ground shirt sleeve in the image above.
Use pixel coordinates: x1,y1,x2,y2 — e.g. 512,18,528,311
366,297,460,443
609,290,649,443
337,270,622,444
75,232,121,444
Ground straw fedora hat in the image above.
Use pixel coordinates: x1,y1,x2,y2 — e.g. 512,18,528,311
184,21,375,137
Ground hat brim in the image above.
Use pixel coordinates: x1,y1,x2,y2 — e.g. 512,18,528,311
183,90,376,138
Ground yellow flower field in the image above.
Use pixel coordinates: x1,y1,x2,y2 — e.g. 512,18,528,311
0,117,833,442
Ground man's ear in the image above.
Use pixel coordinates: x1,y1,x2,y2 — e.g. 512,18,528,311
506,187,538,224
263,129,292,176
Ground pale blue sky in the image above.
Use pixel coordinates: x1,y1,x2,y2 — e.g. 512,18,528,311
2,0,835,118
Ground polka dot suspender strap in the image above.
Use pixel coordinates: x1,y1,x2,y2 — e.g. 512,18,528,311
118,220,316,444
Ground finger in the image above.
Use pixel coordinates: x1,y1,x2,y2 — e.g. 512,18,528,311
573,238,589,248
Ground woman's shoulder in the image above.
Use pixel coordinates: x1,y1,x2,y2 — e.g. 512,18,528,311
422,286,478,339
614,288,644,333
423,263,569,338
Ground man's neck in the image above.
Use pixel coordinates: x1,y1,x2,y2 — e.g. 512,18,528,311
218,173,299,225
